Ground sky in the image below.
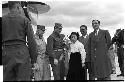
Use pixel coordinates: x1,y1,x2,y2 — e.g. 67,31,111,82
28,0,124,42
1,0,125,42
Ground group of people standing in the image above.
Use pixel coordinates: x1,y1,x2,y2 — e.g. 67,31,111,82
2,1,124,81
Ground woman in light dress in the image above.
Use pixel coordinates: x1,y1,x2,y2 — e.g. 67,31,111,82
33,25,51,80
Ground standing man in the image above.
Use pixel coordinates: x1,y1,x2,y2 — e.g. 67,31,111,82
46,23,66,80
111,29,124,76
2,1,38,81
78,25,89,80
88,20,112,80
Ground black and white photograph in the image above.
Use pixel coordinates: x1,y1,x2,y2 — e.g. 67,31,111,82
1,0,124,81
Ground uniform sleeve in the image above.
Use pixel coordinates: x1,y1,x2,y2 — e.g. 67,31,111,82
25,18,38,64
79,43,86,64
105,30,111,49
46,36,55,59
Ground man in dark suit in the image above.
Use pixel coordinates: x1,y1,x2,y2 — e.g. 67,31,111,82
78,25,89,80
46,23,66,80
88,20,112,80
2,1,38,81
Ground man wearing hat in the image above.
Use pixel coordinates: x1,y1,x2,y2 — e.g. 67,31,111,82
33,25,51,80
47,23,66,80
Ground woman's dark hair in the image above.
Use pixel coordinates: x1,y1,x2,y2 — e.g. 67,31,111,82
69,32,79,40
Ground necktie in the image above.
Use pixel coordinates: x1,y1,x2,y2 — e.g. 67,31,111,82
94,30,97,36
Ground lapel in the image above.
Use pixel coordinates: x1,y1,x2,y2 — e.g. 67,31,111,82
95,29,102,41
91,29,103,47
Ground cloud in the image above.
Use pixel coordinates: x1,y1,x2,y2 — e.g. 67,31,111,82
29,0,124,41
33,0,124,28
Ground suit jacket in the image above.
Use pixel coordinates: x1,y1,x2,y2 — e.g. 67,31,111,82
79,35,89,62
88,29,112,78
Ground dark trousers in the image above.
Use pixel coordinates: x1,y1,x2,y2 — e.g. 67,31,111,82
2,44,31,81
117,47,124,76
49,57,65,80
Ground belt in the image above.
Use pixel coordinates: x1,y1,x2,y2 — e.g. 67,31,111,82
54,49,63,51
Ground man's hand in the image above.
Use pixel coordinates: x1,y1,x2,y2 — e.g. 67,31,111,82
54,59,58,65
34,63,39,71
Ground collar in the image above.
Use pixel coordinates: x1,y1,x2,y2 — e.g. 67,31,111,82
94,29,100,35
82,34,88,38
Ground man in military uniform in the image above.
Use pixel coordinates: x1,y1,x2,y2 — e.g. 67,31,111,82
46,23,66,80
2,1,38,81
78,25,89,80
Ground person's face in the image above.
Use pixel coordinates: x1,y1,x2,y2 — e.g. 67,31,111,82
92,20,100,30
55,27,62,34
70,34,77,43
80,27,87,36
37,29,45,36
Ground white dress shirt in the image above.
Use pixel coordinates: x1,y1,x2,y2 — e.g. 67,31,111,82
69,40,86,64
